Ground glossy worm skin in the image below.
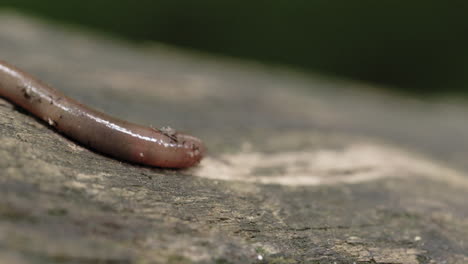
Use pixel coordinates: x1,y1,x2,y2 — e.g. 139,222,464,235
0,60,205,168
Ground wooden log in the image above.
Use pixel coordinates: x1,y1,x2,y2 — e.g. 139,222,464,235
0,12,467,264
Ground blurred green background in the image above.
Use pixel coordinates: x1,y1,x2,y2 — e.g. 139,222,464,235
1,0,467,95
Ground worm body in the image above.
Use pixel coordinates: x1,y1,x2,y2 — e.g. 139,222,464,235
0,60,205,168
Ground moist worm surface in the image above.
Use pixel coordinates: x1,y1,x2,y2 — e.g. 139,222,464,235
0,60,205,168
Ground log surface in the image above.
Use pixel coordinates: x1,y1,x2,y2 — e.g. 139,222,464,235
0,12,467,264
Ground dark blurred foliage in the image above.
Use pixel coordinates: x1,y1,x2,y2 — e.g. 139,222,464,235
2,0,468,95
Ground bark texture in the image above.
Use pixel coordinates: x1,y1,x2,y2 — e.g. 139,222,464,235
0,11,467,264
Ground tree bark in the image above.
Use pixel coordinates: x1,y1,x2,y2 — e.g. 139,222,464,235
0,12,467,264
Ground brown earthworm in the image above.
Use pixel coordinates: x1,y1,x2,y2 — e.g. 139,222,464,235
0,60,205,168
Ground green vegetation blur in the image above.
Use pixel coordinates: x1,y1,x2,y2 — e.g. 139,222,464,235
2,0,468,95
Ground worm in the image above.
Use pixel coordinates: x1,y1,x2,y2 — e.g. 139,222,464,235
0,60,205,168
